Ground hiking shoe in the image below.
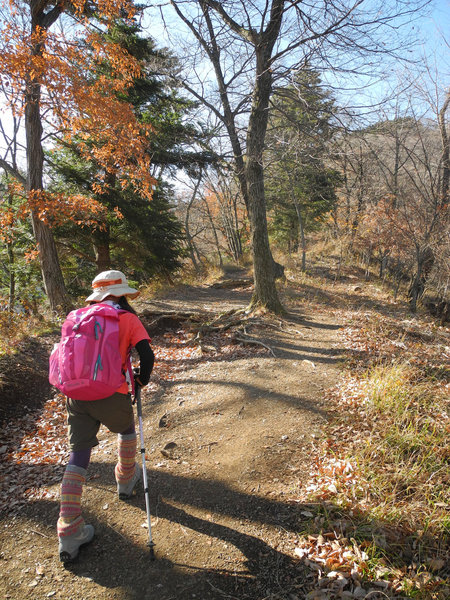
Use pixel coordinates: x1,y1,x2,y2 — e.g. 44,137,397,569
117,466,141,500
59,524,94,564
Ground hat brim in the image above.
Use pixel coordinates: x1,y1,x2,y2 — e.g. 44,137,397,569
85,284,140,303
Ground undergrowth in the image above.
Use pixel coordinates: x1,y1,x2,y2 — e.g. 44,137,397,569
290,265,449,599
0,311,52,356
361,364,448,535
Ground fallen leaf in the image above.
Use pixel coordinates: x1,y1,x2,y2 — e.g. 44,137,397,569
294,547,308,559
428,558,445,571
302,360,316,368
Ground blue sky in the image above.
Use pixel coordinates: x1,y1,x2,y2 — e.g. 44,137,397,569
0,0,449,164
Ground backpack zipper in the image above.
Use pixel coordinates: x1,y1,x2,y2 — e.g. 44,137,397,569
93,354,103,381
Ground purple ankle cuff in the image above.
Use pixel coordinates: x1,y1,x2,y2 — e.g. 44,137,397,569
68,448,92,470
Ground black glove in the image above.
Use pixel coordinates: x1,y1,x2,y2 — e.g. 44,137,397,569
133,367,143,389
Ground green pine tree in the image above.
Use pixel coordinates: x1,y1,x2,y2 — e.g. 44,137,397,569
265,66,341,267
48,20,215,285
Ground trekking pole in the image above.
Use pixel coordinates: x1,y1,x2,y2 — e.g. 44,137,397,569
135,385,156,560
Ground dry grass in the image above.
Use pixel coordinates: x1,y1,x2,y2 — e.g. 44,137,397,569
0,311,52,356
283,254,449,598
358,363,448,534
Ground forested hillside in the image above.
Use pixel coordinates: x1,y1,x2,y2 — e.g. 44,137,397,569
0,1,448,599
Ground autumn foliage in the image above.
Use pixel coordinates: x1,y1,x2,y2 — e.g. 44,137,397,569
0,0,155,236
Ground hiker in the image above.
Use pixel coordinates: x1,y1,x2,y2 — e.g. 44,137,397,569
52,270,154,563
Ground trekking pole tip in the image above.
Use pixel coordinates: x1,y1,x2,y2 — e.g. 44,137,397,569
148,543,156,561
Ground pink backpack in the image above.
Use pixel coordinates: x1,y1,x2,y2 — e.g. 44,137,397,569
49,304,130,401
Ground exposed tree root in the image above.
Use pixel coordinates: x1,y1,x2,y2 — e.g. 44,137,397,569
141,306,305,358
233,332,276,357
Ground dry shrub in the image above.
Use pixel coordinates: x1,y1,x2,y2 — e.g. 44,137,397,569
0,311,45,356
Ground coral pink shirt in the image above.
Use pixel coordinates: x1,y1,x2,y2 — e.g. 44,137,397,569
116,311,151,394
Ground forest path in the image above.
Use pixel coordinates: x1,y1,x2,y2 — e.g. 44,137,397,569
0,276,345,600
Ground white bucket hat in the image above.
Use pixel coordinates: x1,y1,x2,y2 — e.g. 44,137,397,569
85,270,140,302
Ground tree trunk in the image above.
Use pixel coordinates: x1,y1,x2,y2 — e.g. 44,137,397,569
5,186,16,312
438,89,450,205
248,184,283,311
185,176,203,273
203,198,223,267
185,221,201,272
246,21,284,312
408,246,434,312
231,193,243,261
392,127,400,208
7,241,15,313
196,2,283,311
92,226,111,273
30,213,72,311
293,200,306,271
26,3,71,314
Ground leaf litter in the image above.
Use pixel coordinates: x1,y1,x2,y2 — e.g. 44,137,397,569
286,308,449,599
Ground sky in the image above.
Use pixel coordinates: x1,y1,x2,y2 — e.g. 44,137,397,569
0,0,449,169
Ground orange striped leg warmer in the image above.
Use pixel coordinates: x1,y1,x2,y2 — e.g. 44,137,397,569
115,433,137,485
57,465,86,538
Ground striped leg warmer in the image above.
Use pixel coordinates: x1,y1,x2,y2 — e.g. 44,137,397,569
115,433,137,485
57,465,86,538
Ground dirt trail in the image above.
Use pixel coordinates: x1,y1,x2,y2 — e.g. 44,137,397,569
0,282,344,600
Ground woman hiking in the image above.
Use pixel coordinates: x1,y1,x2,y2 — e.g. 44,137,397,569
50,270,154,563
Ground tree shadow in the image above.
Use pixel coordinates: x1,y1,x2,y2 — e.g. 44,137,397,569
1,465,422,600
147,377,331,422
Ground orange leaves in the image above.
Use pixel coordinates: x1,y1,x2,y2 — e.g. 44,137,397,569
204,188,221,218
0,181,111,238
0,179,23,243
24,247,40,262
68,99,155,200
26,189,109,228
0,207,16,243
0,0,156,205
89,32,142,84
69,0,137,21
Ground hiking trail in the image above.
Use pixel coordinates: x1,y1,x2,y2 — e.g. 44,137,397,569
1,277,344,600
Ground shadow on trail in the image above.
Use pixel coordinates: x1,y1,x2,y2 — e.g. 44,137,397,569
5,465,311,600
0,319,341,522
282,311,342,332
150,333,343,377
5,464,418,600
146,377,330,423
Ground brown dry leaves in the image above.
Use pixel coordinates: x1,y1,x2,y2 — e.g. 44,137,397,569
289,309,449,599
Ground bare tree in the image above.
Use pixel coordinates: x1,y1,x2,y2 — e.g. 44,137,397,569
156,0,430,312
0,86,23,311
178,172,207,273
203,174,244,264
343,96,449,310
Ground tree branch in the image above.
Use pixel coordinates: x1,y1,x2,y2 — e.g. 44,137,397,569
202,0,260,44
0,158,26,186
